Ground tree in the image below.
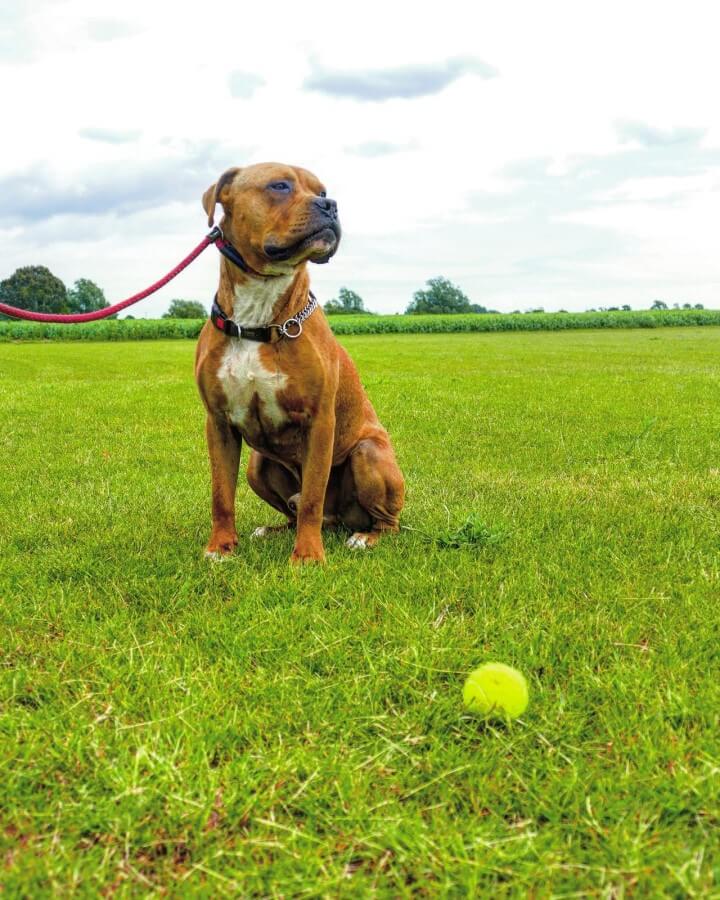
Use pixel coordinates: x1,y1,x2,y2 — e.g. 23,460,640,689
694,303,704,309
621,305,632,311
0,266,67,315
405,277,471,314
651,300,668,310
163,299,207,319
67,278,108,314
324,287,368,315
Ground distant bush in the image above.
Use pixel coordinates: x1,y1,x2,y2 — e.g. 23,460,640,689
0,266,67,316
324,287,370,315
67,278,109,314
1,308,719,342
163,299,207,319
406,276,472,315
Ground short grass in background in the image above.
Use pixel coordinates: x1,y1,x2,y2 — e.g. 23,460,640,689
0,328,718,895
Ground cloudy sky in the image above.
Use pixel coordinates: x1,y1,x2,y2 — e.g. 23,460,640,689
2,0,719,315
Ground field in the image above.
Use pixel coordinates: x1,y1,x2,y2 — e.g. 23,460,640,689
1,328,718,896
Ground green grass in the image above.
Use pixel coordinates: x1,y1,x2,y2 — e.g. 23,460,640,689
1,328,718,896
1,306,719,341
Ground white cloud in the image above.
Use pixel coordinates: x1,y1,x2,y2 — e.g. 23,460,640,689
78,127,142,144
228,70,265,99
85,17,143,42
304,56,497,101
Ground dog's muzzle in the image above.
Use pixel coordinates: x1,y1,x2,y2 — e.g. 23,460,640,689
263,195,341,263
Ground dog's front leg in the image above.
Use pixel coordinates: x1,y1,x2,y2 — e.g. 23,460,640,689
291,410,335,565
205,413,241,559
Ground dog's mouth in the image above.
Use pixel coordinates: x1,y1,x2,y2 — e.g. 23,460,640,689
263,223,341,265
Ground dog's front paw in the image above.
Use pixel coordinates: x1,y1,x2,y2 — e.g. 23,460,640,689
289,539,326,565
205,532,238,560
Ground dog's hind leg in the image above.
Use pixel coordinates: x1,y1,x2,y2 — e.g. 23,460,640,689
343,434,405,550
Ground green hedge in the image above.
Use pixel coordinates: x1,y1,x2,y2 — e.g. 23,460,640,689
1,308,718,342
327,308,720,334
0,318,203,342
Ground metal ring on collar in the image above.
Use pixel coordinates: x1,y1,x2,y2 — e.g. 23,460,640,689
280,317,303,339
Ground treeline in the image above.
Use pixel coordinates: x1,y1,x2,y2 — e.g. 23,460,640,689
323,279,495,316
2,265,706,323
0,266,109,316
0,265,206,320
2,307,718,342
323,278,705,317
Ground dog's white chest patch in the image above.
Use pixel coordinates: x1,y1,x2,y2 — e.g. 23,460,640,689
215,275,294,431
218,341,288,430
232,276,292,326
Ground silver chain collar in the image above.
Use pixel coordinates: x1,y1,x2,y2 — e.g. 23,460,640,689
274,290,318,339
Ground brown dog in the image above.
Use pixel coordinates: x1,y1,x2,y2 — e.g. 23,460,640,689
194,162,404,564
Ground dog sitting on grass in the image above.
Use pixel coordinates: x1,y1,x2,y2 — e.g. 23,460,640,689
195,162,405,564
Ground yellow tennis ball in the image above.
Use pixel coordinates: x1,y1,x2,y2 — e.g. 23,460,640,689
463,663,529,720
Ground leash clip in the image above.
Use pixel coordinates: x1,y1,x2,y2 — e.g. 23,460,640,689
279,317,303,339
207,225,224,242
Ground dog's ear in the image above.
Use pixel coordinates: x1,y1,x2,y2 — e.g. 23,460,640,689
202,167,241,226
202,183,218,227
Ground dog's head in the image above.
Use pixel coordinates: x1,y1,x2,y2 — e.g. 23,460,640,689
202,162,341,275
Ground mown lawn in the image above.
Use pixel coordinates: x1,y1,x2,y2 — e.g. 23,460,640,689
0,329,718,896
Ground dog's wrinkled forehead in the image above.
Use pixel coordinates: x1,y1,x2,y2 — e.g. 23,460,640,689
237,162,325,195
203,163,325,226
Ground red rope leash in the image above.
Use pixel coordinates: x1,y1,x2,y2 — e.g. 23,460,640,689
0,233,216,323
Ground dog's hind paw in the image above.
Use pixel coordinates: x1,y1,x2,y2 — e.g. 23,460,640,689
251,523,294,539
346,532,379,550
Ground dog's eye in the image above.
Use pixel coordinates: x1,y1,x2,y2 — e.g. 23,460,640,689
319,190,327,198
268,181,292,193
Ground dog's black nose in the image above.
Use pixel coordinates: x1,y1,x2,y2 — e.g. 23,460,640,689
312,196,338,219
